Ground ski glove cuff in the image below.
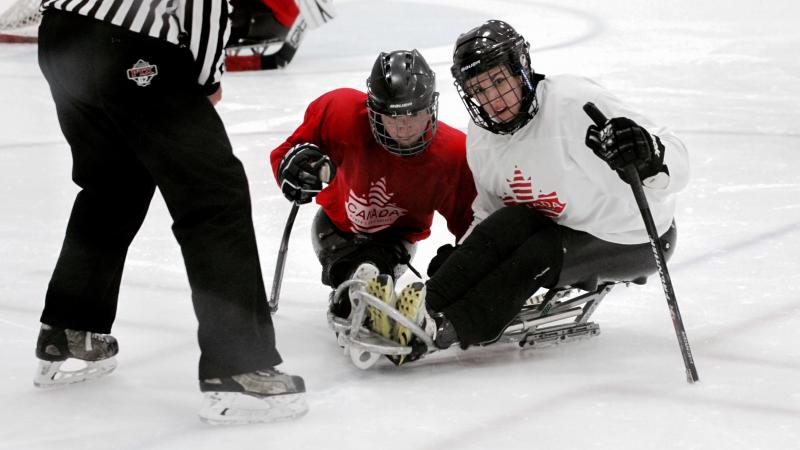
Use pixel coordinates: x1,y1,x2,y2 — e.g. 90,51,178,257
427,244,458,277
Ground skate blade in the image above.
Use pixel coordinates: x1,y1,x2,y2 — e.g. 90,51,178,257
199,392,308,425
225,38,283,52
33,357,117,388
520,323,601,348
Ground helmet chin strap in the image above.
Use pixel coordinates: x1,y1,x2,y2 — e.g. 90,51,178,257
527,73,545,115
393,138,425,157
519,57,534,91
380,133,426,157
513,71,545,129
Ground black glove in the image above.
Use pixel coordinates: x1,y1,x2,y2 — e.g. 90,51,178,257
427,244,457,277
585,117,668,184
278,143,336,204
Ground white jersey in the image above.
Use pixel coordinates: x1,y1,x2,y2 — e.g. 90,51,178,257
464,74,690,245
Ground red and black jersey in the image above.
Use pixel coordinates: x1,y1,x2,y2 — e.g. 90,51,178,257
270,88,476,243
260,0,299,27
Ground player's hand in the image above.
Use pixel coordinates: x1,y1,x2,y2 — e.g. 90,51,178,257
207,86,222,106
427,244,457,277
585,117,667,184
278,143,336,204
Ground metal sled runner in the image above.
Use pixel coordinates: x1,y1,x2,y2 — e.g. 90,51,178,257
328,279,628,370
328,280,435,369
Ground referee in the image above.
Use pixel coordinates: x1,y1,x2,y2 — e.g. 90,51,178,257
34,0,307,423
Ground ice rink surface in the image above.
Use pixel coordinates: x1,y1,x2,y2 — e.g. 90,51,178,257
1,0,799,448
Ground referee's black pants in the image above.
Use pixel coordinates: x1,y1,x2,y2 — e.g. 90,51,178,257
37,11,281,379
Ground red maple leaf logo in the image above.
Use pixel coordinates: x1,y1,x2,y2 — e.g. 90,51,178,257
501,166,566,218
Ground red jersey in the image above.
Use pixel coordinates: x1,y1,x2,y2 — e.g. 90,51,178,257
261,0,298,28
270,88,476,243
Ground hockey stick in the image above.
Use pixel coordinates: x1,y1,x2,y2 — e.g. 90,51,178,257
260,15,307,69
269,201,299,313
583,102,699,383
268,156,333,313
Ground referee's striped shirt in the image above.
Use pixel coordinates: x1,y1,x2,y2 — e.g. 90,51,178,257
40,0,230,93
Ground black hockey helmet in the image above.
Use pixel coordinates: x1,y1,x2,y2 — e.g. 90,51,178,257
366,49,439,157
451,20,542,135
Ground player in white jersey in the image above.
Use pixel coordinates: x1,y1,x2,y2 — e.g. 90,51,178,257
373,20,690,362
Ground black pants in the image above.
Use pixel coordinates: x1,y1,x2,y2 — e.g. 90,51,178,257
426,205,676,346
38,11,281,379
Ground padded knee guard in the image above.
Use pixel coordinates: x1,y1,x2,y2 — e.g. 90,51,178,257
311,209,415,287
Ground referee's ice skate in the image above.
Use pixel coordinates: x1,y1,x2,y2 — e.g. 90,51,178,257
199,368,308,425
33,324,119,388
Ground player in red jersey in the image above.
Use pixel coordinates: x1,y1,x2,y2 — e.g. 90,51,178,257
226,0,336,70
270,49,476,337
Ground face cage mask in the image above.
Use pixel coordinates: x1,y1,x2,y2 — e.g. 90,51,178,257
367,96,439,157
454,64,537,135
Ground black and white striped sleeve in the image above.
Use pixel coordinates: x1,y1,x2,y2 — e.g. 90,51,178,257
41,0,185,44
180,0,231,94
41,0,230,92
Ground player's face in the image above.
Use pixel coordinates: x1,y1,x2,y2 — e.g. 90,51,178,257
465,65,523,124
382,111,433,147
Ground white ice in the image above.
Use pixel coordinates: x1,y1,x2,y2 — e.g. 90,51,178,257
1,0,799,448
